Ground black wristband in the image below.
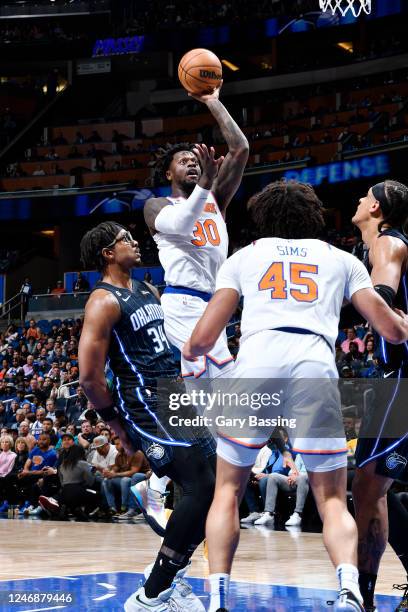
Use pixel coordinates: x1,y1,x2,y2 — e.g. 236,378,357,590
97,404,120,422
374,284,396,307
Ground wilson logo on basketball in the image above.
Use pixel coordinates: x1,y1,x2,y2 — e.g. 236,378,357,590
199,70,222,80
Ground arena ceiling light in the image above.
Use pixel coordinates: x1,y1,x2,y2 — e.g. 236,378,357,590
221,59,239,71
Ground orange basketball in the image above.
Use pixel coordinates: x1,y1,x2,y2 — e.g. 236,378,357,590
178,48,222,95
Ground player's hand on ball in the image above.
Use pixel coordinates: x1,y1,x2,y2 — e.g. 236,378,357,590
194,143,224,189
182,339,198,362
188,80,223,103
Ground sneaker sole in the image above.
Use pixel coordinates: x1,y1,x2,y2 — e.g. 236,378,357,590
130,485,166,537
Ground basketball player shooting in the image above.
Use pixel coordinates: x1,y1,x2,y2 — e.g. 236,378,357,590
351,181,408,612
183,181,408,612
78,222,217,612
144,82,249,380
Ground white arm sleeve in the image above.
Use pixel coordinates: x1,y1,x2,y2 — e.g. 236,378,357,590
154,185,210,235
344,255,372,300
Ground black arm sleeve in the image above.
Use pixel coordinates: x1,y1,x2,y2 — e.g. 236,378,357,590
374,284,396,308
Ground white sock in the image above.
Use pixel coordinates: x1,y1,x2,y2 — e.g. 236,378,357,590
149,474,169,495
208,573,230,612
336,563,363,603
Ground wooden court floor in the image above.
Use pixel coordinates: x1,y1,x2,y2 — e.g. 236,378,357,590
0,518,404,595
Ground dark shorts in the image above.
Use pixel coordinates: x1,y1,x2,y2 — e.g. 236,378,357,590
116,405,216,478
355,364,408,482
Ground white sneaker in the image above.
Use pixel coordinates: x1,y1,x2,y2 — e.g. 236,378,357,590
28,506,43,516
240,512,261,524
131,480,167,536
333,589,365,611
254,512,274,526
143,561,204,612
124,585,179,611
285,512,302,526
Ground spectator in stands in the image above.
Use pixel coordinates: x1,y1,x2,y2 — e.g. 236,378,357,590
341,328,365,353
20,276,33,317
51,280,66,295
31,407,46,439
26,322,41,347
42,417,59,447
49,442,99,520
0,435,31,512
17,432,58,515
22,355,35,378
343,341,364,375
19,421,36,450
254,454,310,527
241,432,296,524
90,435,118,481
28,378,46,405
101,437,150,518
0,434,16,485
6,358,22,380
54,426,78,450
363,338,376,366
73,272,90,292
32,164,46,176
77,420,95,454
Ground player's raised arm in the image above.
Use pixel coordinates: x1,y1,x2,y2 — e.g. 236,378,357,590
183,288,239,359
79,290,120,409
352,287,408,344
190,85,249,212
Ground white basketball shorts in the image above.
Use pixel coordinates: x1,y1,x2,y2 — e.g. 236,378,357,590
161,291,235,379
215,329,348,473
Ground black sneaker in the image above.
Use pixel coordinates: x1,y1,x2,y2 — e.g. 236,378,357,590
393,581,408,611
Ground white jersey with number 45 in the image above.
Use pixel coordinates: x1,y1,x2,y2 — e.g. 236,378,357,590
215,237,372,350
153,191,228,294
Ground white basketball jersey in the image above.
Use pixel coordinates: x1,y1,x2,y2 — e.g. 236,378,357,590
153,191,228,293
215,237,372,350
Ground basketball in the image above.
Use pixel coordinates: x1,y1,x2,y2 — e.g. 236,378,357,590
178,48,222,95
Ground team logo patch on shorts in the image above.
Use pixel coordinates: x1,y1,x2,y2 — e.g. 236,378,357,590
385,451,408,471
145,442,165,460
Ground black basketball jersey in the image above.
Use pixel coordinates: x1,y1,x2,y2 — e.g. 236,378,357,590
365,229,408,371
94,280,182,440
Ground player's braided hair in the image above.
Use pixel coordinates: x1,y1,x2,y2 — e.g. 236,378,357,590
80,221,127,272
150,142,196,187
379,180,408,236
248,180,325,239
